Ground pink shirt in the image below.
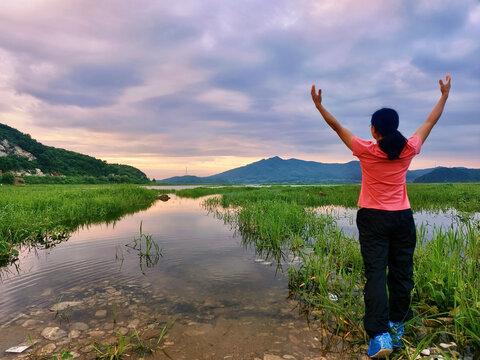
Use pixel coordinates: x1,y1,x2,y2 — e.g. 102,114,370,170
352,135,422,210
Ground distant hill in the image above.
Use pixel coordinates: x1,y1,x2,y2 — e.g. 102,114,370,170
414,167,480,183
161,156,361,184
0,123,149,183
159,156,479,185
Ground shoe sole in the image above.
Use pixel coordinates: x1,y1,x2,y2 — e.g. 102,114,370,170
369,348,393,358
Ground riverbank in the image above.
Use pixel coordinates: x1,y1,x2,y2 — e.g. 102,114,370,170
0,184,161,266
174,184,480,360
1,183,478,359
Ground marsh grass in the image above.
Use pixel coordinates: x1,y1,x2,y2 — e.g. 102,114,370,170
189,184,480,358
91,331,130,360
124,222,162,275
91,317,177,360
0,184,159,266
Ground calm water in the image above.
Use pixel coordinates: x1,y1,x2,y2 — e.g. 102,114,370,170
1,195,476,359
315,205,479,240
0,196,337,359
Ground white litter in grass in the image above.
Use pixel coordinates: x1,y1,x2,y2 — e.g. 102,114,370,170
328,293,338,301
5,344,31,353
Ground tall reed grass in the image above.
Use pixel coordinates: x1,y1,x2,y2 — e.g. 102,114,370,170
191,184,480,358
178,183,480,212
0,184,159,265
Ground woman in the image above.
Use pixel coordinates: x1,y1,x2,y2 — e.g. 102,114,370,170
311,75,451,358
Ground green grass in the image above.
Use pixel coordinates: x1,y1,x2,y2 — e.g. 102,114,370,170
90,317,176,359
124,222,163,275
2,182,478,358
0,184,159,265
184,183,480,358
177,183,480,212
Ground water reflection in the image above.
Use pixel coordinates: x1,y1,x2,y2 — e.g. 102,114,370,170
2,195,330,359
2,194,477,358
315,205,480,240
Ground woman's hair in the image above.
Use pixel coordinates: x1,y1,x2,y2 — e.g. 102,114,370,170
371,108,407,160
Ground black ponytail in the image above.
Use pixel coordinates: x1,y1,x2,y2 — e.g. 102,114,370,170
371,108,407,160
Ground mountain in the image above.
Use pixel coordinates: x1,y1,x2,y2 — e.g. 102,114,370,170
0,123,149,183
414,167,480,183
160,156,361,184
160,157,354,184
159,156,479,185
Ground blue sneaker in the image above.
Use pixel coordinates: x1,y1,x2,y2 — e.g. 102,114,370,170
368,332,393,358
389,321,405,348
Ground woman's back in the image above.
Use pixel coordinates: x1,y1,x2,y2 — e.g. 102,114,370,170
353,134,422,210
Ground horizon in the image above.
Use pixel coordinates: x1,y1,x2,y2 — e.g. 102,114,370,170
158,155,477,180
1,1,479,179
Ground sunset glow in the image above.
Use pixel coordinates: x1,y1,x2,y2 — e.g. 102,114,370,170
1,0,479,179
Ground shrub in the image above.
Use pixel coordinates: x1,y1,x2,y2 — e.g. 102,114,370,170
1,172,15,184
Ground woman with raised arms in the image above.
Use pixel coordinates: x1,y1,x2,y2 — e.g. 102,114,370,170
311,75,451,358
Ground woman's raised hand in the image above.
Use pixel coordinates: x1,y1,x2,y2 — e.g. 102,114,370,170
311,85,322,107
439,75,451,98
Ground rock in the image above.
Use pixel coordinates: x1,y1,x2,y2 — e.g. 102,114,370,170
142,329,163,339
70,322,89,331
264,355,283,360
21,319,37,327
49,301,82,312
70,351,81,358
184,329,206,336
421,349,430,356
80,345,94,353
282,356,296,359
38,343,57,355
69,329,81,339
128,319,140,328
104,336,117,345
288,334,300,344
439,342,456,349
88,330,105,338
118,327,129,335
41,327,68,340
95,309,107,318
104,323,114,330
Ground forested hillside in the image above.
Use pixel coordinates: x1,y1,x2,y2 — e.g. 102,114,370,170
414,167,480,183
0,123,149,183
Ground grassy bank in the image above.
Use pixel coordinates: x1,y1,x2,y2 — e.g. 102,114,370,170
178,183,480,358
176,183,480,212
0,184,159,266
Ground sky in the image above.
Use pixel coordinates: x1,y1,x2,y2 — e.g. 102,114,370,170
0,0,479,179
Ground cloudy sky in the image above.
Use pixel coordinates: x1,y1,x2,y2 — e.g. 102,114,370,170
0,0,479,179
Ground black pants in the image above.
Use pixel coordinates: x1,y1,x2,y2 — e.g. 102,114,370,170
356,208,416,338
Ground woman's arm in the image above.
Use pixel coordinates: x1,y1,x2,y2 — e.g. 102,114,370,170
311,85,355,150
414,75,451,144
